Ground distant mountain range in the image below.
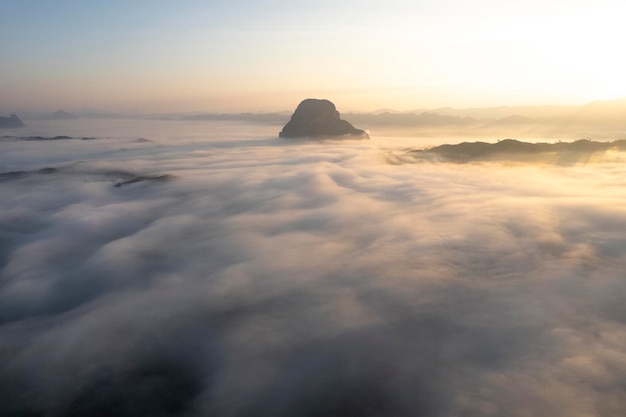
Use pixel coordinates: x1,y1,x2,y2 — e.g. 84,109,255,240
173,97,626,135
11,97,626,138
344,98,626,137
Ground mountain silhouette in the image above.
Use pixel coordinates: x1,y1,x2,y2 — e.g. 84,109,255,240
0,114,24,128
279,99,368,138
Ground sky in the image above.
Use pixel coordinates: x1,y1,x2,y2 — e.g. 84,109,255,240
2,0,626,113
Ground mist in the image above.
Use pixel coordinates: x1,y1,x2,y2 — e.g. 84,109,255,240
2,119,626,416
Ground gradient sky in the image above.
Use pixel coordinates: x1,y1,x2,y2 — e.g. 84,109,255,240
2,0,626,113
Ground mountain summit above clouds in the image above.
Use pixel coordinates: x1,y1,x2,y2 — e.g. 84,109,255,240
0,114,24,128
279,99,368,139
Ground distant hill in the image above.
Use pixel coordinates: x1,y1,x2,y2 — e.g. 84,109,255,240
0,114,24,128
415,139,626,163
50,110,76,119
428,104,580,119
558,98,626,127
343,112,479,128
481,115,536,127
179,112,290,124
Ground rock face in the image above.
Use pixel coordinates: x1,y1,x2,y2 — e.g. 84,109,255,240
279,99,368,138
0,114,25,128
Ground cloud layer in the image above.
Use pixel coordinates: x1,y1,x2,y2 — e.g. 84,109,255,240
2,121,626,416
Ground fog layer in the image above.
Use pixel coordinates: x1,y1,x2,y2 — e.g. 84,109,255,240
1,121,626,416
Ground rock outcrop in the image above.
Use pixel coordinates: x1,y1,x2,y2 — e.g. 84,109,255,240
279,99,368,138
414,139,626,163
0,114,25,128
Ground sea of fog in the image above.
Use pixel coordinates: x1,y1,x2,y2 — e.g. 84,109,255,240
2,119,626,416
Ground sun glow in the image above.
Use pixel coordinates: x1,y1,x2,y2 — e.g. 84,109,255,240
2,1,626,113
365,2,626,108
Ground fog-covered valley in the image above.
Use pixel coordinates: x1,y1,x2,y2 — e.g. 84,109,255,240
2,119,626,416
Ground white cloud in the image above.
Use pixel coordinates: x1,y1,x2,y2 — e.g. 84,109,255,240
1,122,626,416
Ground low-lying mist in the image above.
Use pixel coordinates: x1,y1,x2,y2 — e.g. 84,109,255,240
2,121,626,416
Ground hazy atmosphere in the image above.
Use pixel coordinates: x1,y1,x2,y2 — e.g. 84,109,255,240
2,1,626,417
2,0,626,113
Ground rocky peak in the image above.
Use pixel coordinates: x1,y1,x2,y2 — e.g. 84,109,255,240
0,114,25,128
279,99,368,139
